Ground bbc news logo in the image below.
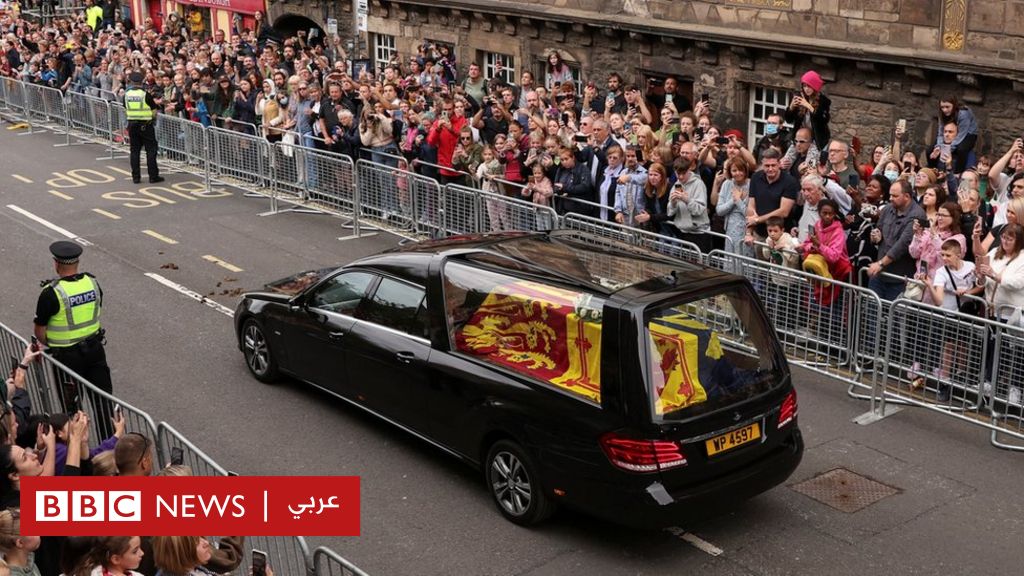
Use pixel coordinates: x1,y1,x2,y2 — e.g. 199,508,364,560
21,476,359,536
36,491,142,522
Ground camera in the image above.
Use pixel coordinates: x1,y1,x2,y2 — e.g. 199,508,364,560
859,203,879,218
573,133,588,143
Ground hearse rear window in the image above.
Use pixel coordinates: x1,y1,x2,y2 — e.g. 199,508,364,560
444,261,605,404
647,289,782,420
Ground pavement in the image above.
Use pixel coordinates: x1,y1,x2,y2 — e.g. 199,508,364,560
0,119,1022,576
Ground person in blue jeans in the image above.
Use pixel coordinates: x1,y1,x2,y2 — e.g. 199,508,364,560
865,178,927,368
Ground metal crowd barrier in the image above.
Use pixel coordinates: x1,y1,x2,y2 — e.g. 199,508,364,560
313,546,372,576
208,125,271,189
155,112,207,177
155,421,229,475
562,212,704,265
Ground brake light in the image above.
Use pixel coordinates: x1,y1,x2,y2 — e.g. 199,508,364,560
599,433,687,473
777,389,797,428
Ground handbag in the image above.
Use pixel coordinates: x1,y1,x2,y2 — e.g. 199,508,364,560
901,277,924,301
281,131,297,158
945,265,982,316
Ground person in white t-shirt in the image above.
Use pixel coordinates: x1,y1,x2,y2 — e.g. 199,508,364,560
923,240,983,401
927,239,980,312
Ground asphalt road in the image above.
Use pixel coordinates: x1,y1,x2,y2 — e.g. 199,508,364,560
1,120,1022,576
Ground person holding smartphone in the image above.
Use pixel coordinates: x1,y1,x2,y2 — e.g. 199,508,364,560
785,70,832,152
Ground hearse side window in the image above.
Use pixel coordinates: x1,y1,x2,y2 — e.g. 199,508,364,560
646,289,782,421
443,260,605,404
308,271,376,315
357,277,428,339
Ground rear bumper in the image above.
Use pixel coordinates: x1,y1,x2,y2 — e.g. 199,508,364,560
557,427,804,528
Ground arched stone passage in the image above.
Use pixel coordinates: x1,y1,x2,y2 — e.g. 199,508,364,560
272,13,324,41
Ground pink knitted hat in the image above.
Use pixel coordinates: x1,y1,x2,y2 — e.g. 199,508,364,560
801,70,824,92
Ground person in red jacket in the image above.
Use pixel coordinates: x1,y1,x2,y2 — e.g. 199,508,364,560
427,97,469,185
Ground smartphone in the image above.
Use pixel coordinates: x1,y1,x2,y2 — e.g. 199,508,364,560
560,112,569,125
807,224,816,238
920,260,929,277
669,117,680,126
903,161,912,172
701,92,710,104
170,446,184,466
30,335,39,352
897,118,906,132
574,133,589,144
8,357,18,380
114,404,123,420
252,549,268,576
635,149,644,164
917,217,930,229
40,421,51,435
715,136,730,145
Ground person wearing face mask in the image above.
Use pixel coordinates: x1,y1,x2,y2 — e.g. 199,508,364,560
755,112,790,164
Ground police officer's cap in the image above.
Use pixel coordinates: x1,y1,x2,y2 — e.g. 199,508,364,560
50,241,82,265
129,71,144,84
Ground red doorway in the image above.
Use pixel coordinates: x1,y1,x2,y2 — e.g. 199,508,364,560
146,0,163,31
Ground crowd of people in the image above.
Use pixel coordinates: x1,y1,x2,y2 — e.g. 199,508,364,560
0,341,266,575
1,0,1023,388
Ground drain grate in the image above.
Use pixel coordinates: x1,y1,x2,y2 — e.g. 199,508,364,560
790,468,900,513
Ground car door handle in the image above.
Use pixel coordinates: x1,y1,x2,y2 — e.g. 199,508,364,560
395,351,415,364
328,331,346,341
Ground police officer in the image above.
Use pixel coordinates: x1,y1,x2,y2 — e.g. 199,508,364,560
33,241,115,438
124,71,164,184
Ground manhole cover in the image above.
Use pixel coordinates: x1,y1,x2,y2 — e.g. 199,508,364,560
790,468,899,513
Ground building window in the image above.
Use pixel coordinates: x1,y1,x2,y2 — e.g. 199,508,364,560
373,33,397,72
747,86,792,149
483,51,516,84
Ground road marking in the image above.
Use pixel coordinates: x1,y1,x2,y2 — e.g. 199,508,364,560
6,204,93,246
48,190,74,200
142,229,179,244
108,166,135,178
665,527,723,556
144,272,235,318
92,208,121,220
203,254,243,273
12,174,33,184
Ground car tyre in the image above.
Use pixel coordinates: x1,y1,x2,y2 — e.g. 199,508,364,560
241,318,279,383
485,440,555,526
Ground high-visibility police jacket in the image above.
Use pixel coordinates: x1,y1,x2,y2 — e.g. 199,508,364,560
124,88,154,122
85,4,103,30
45,275,102,347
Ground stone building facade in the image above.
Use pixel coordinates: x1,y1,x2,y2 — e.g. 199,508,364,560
268,0,1024,157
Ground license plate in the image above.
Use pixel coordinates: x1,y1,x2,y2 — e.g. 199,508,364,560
705,423,761,457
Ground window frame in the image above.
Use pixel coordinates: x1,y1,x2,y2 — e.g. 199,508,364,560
482,51,516,85
747,85,793,150
372,33,397,73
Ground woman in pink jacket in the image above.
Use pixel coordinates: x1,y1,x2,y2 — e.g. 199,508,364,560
801,198,851,308
909,201,966,304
